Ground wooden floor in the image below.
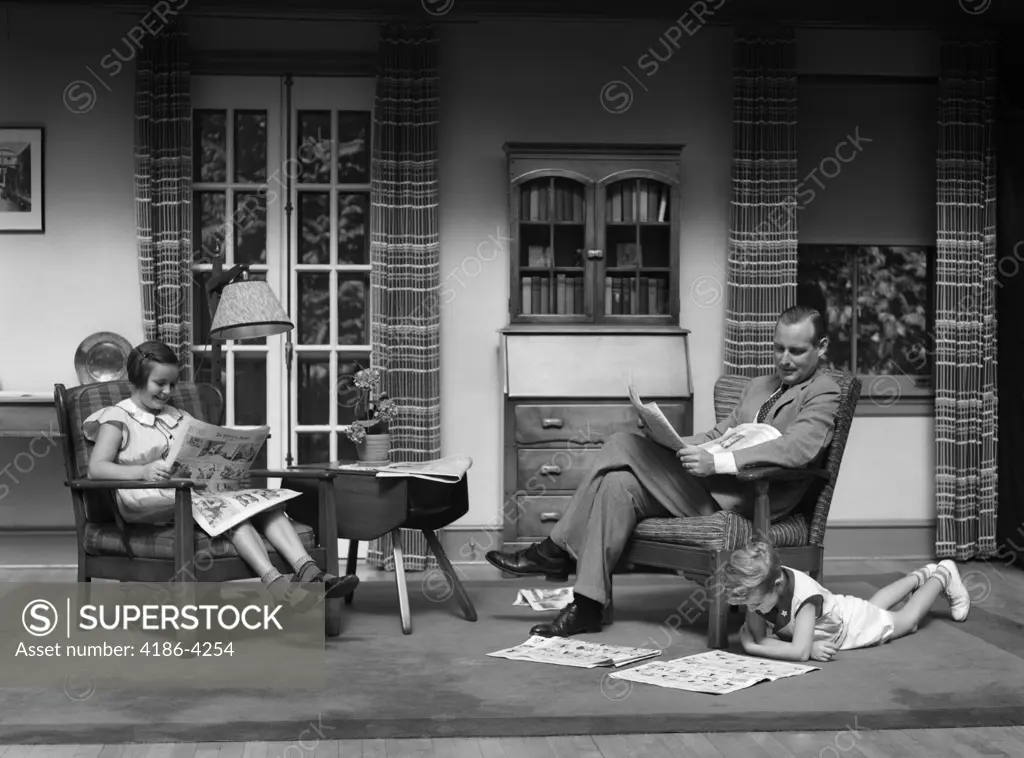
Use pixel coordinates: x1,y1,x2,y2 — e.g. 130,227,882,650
3,558,1023,756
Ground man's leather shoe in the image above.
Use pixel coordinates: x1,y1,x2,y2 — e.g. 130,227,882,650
530,601,603,637
485,542,570,578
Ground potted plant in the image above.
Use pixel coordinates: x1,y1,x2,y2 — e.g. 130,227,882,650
342,365,399,464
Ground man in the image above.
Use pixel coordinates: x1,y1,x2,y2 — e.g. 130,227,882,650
486,306,841,637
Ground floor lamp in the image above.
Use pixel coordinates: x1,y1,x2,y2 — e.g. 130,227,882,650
204,256,294,460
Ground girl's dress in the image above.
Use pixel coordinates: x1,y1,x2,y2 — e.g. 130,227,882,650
82,397,192,525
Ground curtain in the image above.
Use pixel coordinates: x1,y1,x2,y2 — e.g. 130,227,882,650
934,39,999,560
135,26,193,379
723,30,799,377
367,23,442,571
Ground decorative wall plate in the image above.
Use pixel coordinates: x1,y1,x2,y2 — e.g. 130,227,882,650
74,332,134,384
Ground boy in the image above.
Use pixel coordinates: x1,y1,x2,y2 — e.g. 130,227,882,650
722,540,972,663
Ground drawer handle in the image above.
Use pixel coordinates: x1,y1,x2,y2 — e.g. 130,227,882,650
540,464,562,476
540,512,561,522
541,418,564,429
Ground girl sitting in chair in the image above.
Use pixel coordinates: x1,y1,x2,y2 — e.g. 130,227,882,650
84,340,358,611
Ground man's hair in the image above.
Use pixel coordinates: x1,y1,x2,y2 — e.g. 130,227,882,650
722,539,782,605
127,340,180,388
778,305,826,344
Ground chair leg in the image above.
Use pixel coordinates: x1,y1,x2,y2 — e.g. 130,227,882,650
391,528,412,635
422,529,477,622
325,598,342,639
707,592,729,650
345,539,359,606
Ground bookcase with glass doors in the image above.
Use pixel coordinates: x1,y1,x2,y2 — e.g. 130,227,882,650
498,143,693,552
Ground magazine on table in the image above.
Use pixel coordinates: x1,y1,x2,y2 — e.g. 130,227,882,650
374,454,473,483
165,419,300,537
626,380,781,454
607,650,819,695
513,587,574,612
488,635,661,668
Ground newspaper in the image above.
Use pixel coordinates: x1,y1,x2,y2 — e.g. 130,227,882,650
165,418,300,537
375,454,473,483
488,635,661,668
697,423,781,454
608,650,819,695
513,587,574,611
627,380,686,451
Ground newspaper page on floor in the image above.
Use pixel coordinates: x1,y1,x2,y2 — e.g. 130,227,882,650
488,636,662,668
513,587,574,611
607,650,819,694
165,419,299,537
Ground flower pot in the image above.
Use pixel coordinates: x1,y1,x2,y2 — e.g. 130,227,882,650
356,433,390,465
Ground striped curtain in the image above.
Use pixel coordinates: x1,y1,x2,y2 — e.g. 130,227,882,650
135,26,194,378
723,30,799,376
367,23,442,571
934,39,999,560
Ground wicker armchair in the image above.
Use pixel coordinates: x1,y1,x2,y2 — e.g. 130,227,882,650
618,368,862,649
54,380,342,637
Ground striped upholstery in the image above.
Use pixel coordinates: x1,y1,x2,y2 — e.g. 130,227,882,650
63,381,208,525
83,520,314,559
713,375,752,424
633,511,808,551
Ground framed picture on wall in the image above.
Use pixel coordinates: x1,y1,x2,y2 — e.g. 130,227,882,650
0,126,44,233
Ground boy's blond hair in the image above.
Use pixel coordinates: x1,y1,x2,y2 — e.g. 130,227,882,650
722,540,783,604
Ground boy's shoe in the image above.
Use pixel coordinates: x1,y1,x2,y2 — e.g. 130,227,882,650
938,559,970,622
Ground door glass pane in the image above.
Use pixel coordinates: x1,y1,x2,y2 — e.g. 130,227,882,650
192,353,225,391
194,110,226,182
297,432,331,464
192,277,212,344
233,354,267,426
337,193,368,264
299,192,330,264
337,275,368,345
234,110,267,183
798,245,853,372
297,354,330,425
336,432,358,464
298,111,331,183
195,192,226,259
336,111,370,184
298,273,331,345
234,192,267,265
334,354,364,426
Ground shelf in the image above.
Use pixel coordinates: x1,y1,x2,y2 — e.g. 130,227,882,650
499,323,689,336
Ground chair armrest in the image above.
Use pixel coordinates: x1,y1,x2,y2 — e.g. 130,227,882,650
735,466,830,483
67,478,194,490
248,468,336,481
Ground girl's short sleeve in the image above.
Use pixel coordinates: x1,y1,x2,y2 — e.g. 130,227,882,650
82,406,131,453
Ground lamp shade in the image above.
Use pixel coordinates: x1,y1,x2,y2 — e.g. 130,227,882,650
209,280,294,341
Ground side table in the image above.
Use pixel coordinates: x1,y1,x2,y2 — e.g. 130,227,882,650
282,462,477,635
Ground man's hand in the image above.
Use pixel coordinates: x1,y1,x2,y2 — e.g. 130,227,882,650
677,443,714,477
810,639,838,663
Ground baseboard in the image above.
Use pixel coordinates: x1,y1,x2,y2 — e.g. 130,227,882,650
0,521,936,568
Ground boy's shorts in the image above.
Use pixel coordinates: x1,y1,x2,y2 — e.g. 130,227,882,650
835,594,896,650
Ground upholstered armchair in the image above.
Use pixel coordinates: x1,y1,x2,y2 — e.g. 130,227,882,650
618,367,862,648
54,380,343,637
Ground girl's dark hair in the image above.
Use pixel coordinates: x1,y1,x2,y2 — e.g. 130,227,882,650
127,341,180,388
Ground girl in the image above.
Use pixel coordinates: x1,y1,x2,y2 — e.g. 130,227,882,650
722,540,971,663
84,340,358,611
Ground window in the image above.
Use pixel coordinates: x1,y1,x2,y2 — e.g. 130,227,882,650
798,244,934,390
796,77,937,400
190,76,375,466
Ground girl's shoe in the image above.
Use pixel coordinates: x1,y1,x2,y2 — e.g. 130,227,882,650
320,573,360,599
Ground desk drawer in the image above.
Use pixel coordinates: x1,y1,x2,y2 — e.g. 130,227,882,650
514,403,690,446
517,448,600,492
516,495,573,539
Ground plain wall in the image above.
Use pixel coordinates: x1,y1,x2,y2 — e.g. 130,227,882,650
0,7,937,530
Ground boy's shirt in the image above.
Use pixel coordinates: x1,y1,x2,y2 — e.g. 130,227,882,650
758,566,846,646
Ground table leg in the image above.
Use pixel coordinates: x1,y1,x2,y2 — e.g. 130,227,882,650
422,529,477,622
391,528,412,635
345,539,359,606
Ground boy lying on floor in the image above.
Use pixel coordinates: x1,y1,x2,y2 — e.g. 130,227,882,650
721,540,971,663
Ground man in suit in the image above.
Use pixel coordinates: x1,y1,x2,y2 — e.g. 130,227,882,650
486,305,842,637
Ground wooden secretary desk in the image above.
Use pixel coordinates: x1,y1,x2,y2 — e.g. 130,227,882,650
498,143,694,552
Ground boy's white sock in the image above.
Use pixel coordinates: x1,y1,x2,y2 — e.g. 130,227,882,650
907,563,938,590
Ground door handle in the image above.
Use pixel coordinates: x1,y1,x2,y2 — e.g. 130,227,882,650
540,465,562,475
541,418,564,429
540,512,561,522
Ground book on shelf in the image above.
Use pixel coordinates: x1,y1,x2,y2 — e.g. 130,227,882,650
520,274,583,315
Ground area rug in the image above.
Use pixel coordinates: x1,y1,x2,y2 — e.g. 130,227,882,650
2,572,1023,743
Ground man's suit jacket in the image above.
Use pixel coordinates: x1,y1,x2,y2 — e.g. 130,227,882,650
681,367,842,521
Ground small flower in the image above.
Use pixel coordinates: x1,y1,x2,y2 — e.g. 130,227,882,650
345,422,367,444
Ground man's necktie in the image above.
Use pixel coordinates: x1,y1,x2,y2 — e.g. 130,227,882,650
756,385,787,424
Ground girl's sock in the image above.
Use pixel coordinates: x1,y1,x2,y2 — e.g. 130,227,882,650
906,563,938,590
262,568,319,612
934,559,971,622
290,556,360,598
292,557,322,583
